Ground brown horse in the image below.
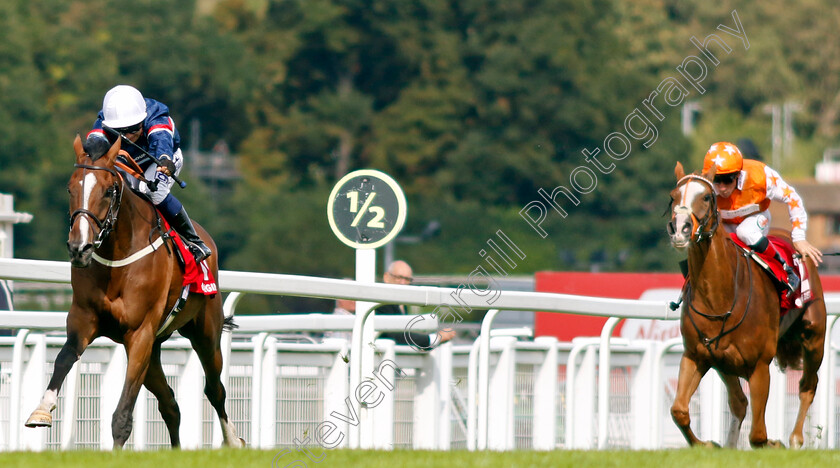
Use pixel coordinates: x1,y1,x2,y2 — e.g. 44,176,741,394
667,162,826,448
24,135,244,448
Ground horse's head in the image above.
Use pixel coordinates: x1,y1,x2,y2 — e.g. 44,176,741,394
667,162,718,251
67,135,123,267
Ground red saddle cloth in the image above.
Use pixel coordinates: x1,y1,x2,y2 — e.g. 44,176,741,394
159,215,218,296
728,233,810,314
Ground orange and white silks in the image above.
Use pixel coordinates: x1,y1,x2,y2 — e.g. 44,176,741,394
717,159,808,242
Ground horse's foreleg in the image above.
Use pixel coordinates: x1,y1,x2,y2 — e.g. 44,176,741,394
112,330,154,449
718,371,747,448
671,355,711,447
790,325,824,449
26,311,96,428
143,342,181,448
747,363,783,448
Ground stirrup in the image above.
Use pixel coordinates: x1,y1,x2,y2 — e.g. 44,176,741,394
784,267,800,297
188,243,211,263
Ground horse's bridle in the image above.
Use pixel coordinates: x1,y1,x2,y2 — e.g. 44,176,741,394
670,174,720,243
69,163,124,249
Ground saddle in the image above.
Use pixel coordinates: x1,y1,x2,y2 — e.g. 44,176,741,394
729,233,811,315
155,213,218,336
159,212,218,296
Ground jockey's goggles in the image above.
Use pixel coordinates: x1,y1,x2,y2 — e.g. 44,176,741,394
114,122,143,135
713,173,737,185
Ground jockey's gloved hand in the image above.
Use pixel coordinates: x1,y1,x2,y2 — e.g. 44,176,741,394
158,156,176,176
83,135,111,160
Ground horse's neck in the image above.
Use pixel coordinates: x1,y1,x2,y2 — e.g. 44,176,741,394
110,188,158,250
687,226,738,303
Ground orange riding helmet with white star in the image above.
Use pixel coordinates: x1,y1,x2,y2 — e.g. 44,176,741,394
702,142,743,175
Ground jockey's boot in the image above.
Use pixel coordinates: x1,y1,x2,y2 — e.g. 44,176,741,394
167,206,212,263
755,238,799,294
777,254,800,295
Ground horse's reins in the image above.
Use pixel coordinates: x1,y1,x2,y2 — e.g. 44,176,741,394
684,245,754,350
673,174,755,351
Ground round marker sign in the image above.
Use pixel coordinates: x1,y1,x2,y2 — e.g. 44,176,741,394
327,170,407,249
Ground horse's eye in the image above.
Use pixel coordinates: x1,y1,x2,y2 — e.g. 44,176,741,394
105,187,115,197
703,194,711,202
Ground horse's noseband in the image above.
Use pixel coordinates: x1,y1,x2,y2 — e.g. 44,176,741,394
70,163,123,248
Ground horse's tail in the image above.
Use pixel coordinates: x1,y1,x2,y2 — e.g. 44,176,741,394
222,315,239,332
776,330,803,371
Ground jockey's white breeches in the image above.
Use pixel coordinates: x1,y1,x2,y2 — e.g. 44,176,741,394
723,209,771,247
138,148,184,205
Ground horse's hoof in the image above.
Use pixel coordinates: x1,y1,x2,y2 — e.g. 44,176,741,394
238,437,246,447
692,440,720,449
789,435,803,449
24,409,53,428
767,439,785,449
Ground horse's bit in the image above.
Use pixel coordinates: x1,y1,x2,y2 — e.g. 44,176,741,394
69,164,124,249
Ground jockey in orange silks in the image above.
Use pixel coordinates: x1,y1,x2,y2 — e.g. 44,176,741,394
702,141,823,293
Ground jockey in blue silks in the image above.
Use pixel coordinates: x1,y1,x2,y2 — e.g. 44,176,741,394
85,85,212,263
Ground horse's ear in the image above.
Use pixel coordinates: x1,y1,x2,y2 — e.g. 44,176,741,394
702,162,717,181
73,134,85,164
101,136,122,167
674,162,685,180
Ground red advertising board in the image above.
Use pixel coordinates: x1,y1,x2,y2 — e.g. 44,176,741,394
534,271,840,341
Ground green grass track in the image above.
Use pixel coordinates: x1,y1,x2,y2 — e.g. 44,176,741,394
1,448,840,468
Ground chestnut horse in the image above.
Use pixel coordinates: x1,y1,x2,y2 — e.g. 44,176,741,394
24,135,244,448
667,162,825,448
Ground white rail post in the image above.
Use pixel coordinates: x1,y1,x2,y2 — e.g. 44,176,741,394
259,336,277,448
631,340,657,449
825,315,839,448
372,339,396,450
100,342,127,450
412,341,455,450
249,332,269,447
60,358,81,449
351,248,376,449
487,336,516,451
572,343,597,449
134,386,148,449
322,338,350,448
19,334,46,451
650,339,683,448
413,346,442,449
476,308,501,450
214,291,241,447
9,328,30,450
179,346,208,449
466,338,480,451
597,317,622,449
698,371,725,445
532,336,558,450
766,360,786,443
436,342,453,450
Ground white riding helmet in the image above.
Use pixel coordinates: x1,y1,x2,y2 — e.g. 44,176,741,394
101,85,147,129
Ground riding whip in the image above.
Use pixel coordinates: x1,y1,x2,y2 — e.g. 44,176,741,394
102,125,188,189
